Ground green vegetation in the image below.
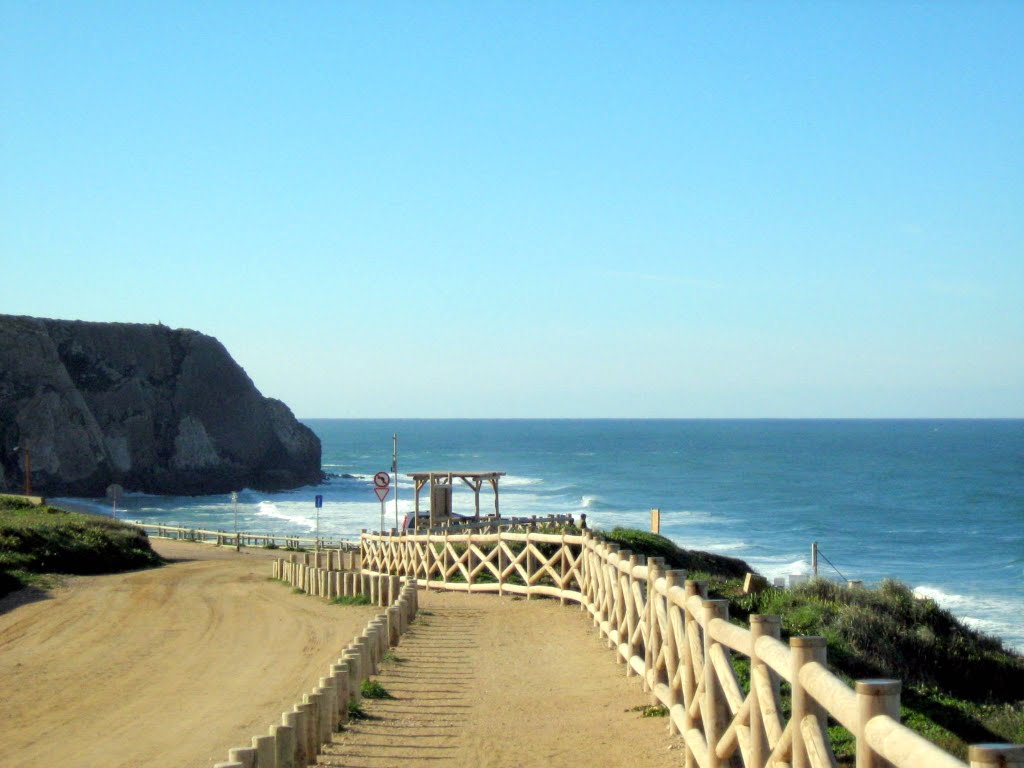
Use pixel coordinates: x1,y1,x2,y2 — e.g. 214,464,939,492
611,527,1024,761
382,650,403,663
347,700,370,720
360,679,394,699
600,527,751,579
330,594,371,606
0,496,163,598
630,703,669,718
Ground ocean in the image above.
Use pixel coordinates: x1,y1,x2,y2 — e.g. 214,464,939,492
58,419,1024,651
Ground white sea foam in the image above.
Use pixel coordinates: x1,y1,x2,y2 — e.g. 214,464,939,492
255,501,316,531
913,585,970,608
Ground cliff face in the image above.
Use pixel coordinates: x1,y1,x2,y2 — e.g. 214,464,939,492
0,315,322,496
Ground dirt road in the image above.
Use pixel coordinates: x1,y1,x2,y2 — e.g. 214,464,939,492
0,540,378,768
324,590,681,768
1,541,682,768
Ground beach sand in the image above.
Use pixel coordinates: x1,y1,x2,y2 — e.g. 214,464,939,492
0,540,680,768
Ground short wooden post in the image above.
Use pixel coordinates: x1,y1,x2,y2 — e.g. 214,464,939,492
791,636,828,768
271,723,295,768
298,699,318,759
318,679,336,743
703,599,730,768
252,735,275,767
969,745,1024,768
283,711,306,768
332,662,350,724
749,614,782,768
388,605,401,647
227,747,256,768
856,680,900,768
343,650,362,704
650,507,660,533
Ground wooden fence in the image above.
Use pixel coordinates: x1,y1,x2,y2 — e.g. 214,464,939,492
211,562,419,768
132,522,358,551
360,528,1023,768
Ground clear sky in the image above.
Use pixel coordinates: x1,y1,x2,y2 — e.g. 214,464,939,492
2,2,1021,418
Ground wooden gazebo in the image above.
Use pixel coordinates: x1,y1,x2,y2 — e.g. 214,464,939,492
407,471,506,531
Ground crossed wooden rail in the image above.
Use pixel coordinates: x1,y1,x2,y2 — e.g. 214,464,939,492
360,528,1023,768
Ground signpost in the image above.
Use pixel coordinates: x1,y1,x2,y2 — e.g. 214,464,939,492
231,491,239,550
392,433,399,531
314,494,323,551
374,473,391,533
106,484,123,521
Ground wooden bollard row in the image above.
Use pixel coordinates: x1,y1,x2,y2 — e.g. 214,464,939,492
271,561,395,605
213,577,419,768
277,550,360,571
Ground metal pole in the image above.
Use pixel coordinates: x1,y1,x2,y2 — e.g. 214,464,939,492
392,433,399,530
232,491,239,551
812,541,818,578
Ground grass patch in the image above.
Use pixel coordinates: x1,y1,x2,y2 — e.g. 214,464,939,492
360,679,394,699
330,594,371,606
0,498,162,598
630,704,669,718
382,650,403,663
347,700,372,720
600,527,751,579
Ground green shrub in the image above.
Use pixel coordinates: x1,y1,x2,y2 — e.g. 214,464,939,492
0,501,163,597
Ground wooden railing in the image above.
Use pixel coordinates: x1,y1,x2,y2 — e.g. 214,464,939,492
360,528,1023,768
411,512,577,535
131,522,358,551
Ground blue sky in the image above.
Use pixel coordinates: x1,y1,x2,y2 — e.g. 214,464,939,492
2,2,1021,417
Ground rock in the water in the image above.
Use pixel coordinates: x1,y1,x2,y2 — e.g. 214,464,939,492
0,314,322,496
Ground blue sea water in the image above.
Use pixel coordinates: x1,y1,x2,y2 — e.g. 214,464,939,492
59,419,1024,651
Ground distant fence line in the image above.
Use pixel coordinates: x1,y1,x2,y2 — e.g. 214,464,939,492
130,522,359,551
359,528,1022,768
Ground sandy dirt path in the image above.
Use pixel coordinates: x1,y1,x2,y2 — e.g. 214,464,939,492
1,542,682,768
325,590,682,768
0,540,379,768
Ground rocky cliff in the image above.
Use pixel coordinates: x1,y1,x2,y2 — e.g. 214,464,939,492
0,315,322,496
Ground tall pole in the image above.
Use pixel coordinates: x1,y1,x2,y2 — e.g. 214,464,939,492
232,491,239,551
24,448,31,496
392,433,399,530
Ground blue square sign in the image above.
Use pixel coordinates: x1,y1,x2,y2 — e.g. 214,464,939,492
315,494,323,509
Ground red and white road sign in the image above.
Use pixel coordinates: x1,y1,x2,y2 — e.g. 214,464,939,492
374,471,391,488
375,486,390,502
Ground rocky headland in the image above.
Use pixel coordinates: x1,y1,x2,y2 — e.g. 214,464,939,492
0,314,322,496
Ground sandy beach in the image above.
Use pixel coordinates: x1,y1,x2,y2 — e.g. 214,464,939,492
0,539,679,768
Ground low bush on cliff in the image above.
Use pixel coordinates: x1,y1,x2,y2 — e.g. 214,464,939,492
599,527,752,579
0,498,163,597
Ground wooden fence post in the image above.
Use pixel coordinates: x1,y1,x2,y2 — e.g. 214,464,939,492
856,679,900,768
645,557,665,695
791,636,828,768
703,599,730,768
969,745,1024,768
681,580,701,768
749,614,782,768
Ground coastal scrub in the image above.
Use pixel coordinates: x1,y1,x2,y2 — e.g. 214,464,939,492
0,497,162,597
